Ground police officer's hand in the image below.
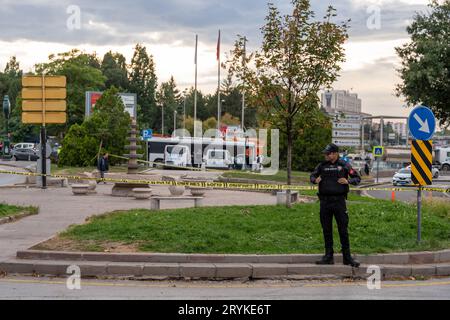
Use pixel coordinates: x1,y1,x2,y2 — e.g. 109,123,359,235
315,177,322,184
338,178,349,185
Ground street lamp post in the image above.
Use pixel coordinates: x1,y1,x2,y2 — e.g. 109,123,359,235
174,110,177,134
2,95,11,157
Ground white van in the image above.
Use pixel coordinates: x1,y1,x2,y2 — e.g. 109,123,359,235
164,145,191,168
204,149,233,170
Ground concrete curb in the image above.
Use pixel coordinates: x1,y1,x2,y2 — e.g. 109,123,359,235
16,249,450,265
1,259,449,280
0,211,37,225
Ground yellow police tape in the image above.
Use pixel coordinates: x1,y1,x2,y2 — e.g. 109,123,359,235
0,169,449,193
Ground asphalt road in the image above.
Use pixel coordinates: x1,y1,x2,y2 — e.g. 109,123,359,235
0,276,449,300
366,182,450,203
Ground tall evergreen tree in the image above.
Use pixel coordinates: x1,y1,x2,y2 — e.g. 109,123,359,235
129,44,158,131
101,51,129,90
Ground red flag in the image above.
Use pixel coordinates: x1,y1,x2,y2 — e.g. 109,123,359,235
217,30,221,61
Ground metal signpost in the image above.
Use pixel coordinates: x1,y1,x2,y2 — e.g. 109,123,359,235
408,105,436,243
373,146,384,183
22,75,67,189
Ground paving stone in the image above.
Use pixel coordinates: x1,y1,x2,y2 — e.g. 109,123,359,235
409,252,436,264
187,255,227,263
383,253,410,265
382,265,412,279
319,265,353,276
438,250,450,263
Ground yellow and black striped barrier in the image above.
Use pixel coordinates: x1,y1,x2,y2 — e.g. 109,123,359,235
0,169,449,193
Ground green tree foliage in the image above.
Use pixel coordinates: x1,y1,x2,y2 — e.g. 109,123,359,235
0,57,38,142
396,0,450,125
59,87,131,167
156,76,181,134
280,106,332,171
35,50,106,136
101,51,129,90
225,0,349,206
129,44,158,130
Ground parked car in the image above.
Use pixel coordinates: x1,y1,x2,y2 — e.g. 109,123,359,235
393,166,439,186
204,149,234,170
11,148,39,161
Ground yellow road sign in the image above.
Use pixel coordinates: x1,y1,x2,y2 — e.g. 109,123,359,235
22,112,67,124
22,76,66,88
22,100,67,112
22,88,67,100
411,140,433,186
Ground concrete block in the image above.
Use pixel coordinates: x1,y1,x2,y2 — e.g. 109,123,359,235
438,250,450,263
409,252,435,264
79,264,108,277
382,266,412,279
187,254,227,263
222,255,260,263
290,255,321,264
33,262,69,276
214,264,252,279
143,263,180,277
180,263,216,278
411,265,437,277
319,265,353,276
0,261,35,274
287,265,321,276
251,264,288,278
383,253,410,265
436,264,450,276
107,264,144,276
257,255,293,264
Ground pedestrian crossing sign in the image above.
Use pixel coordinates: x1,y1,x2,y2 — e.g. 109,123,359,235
373,146,384,157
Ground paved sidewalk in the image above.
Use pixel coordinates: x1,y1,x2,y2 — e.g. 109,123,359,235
0,185,276,262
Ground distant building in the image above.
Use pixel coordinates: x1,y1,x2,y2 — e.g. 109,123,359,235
321,90,370,149
321,90,362,114
392,122,408,138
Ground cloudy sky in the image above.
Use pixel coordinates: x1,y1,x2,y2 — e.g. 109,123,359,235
0,0,432,118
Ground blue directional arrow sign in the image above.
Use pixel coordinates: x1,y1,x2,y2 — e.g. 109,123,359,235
408,106,436,141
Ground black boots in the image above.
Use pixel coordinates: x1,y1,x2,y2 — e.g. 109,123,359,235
343,249,360,268
316,249,334,265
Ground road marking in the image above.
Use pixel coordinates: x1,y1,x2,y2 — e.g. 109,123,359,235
1,278,449,290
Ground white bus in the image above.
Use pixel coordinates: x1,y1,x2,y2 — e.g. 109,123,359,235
147,137,259,170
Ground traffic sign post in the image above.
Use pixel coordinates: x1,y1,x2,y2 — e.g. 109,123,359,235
373,146,384,183
21,75,67,189
408,105,436,243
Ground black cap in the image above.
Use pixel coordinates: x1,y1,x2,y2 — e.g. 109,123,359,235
322,143,339,154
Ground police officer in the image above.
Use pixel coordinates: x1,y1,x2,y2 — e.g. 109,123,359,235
310,143,361,267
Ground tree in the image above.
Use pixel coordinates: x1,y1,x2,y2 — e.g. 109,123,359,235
101,51,129,90
129,44,158,131
156,76,181,134
59,87,131,166
35,50,106,136
396,0,450,125
225,0,349,207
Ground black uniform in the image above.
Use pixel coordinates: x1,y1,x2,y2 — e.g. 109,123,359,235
310,159,361,253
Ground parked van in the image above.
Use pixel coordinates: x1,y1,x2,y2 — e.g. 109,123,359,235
164,145,191,168
204,149,233,170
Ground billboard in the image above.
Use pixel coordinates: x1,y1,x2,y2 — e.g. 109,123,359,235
85,91,137,119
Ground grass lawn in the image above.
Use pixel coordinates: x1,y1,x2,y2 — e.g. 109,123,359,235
38,195,450,255
51,164,128,176
222,170,373,185
0,203,38,219
223,170,312,185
